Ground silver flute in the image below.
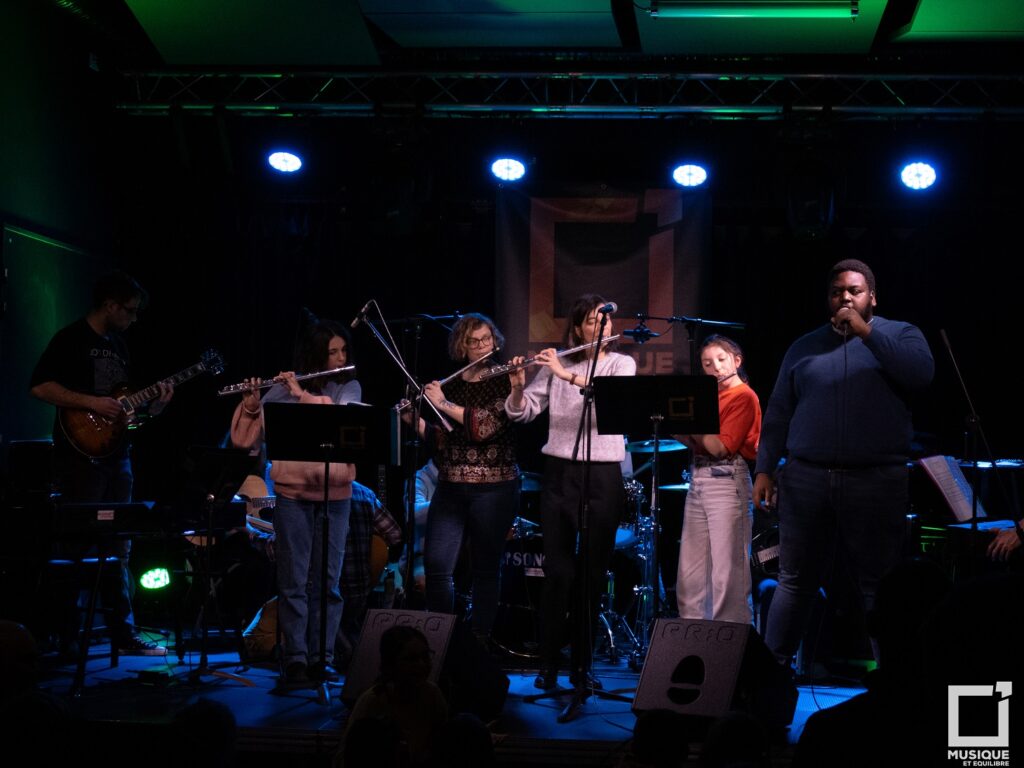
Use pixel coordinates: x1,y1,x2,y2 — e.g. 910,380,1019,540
216,365,355,396
477,334,621,381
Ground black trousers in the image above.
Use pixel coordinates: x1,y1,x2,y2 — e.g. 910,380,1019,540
538,456,624,671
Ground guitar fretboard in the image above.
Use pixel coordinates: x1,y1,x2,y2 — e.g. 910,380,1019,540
122,362,211,411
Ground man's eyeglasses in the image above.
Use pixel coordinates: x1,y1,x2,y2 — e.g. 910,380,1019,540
466,334,493,349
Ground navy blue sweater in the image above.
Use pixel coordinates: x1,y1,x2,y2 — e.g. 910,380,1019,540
754,316,934,472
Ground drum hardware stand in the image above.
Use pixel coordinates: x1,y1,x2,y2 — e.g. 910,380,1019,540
591,374,722,672
180,447,257,689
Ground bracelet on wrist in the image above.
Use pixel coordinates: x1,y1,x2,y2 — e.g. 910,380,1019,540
242,404,261,416
570,373,578,386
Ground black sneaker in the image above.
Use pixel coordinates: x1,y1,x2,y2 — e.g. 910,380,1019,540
534,668,559,690
119,635,167,656
308,662,340,682
284,661,309,683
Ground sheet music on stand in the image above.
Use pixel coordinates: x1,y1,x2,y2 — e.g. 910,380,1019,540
917,455,987,522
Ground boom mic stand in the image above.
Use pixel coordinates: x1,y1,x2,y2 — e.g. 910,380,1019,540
351,301,453,602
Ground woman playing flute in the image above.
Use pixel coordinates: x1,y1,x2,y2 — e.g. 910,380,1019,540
504,294,635,691
231,319,360,685
421,313,521,641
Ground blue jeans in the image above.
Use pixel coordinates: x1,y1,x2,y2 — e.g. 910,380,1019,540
274,496,351,666
764,459,908,663
424,479,520,633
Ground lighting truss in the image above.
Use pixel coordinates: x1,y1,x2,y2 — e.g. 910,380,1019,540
116,71,1024,121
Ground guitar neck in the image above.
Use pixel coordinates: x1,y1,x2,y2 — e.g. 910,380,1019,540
122,362,208,410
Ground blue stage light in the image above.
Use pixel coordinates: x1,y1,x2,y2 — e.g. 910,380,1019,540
900,162,937,190
491,158,526,182
268,151,303,173
672,164,708,187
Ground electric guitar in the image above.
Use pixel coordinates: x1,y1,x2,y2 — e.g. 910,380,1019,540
59,349,224,458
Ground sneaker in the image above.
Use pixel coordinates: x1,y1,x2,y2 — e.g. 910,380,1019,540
308,662,340,682
534,668,559,690
276,660,310,689
119,635,167,656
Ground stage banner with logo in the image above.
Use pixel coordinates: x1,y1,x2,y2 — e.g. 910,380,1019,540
495,187,710,376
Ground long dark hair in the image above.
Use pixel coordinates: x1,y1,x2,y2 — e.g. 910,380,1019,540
562,293,616,364
293,318,355,393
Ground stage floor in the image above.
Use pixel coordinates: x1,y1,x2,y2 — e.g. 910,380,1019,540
35,631,864,767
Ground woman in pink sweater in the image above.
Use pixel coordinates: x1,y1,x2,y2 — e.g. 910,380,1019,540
231,319,360,685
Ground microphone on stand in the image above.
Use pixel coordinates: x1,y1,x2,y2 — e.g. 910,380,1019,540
623,325,661,344
597,302,618,314
351,300,373,329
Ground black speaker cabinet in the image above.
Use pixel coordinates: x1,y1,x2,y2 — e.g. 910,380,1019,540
342,610,509,720
633,619,797,730
342,609,456,706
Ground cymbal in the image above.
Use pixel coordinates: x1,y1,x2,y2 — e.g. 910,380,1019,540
626,439,687,454
658,483,691,492
520,471,543,492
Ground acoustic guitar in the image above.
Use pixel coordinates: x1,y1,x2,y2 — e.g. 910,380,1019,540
59,349,224,458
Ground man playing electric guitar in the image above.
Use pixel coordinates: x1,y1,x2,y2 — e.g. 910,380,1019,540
30,270,173,656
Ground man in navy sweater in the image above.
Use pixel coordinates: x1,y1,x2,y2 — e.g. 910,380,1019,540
753,259,933,666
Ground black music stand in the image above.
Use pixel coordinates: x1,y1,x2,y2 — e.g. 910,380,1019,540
593,375,719,662
263,402,392,704
179,446,257,685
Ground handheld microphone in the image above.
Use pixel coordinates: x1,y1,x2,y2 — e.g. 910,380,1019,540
597,302,618,314
351,300,372,329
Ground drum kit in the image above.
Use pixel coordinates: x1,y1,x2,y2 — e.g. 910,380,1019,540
492,439,692,668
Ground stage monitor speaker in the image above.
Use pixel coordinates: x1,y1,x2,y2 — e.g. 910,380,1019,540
633,619,797,730
342,610,509,720
342,609,455,706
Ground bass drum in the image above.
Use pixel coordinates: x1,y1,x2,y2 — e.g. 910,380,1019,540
492,533,544,659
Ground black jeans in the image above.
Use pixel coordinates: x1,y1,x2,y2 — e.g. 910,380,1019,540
764,458,909,663
538,457,623,671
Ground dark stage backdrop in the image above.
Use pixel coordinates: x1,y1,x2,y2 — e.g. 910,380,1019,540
495,187,711,377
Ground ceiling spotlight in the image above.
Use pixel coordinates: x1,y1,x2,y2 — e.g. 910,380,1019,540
268,151,302,173
491,157,526,182
672,164,708,188
650,1,858,18
900,162,937,191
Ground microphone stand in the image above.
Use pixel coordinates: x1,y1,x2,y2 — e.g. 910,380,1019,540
353,302,453,600
938,329,1020,576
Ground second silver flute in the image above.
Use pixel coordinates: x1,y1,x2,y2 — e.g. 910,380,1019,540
216,365,355,396
477,334,621,381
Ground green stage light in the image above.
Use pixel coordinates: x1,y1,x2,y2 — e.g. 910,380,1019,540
140,567,171,590
650,1,858,18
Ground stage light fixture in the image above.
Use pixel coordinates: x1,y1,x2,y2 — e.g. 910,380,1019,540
268,151,302,173
139,567,171,590
900,162,937,191
491,158,526,182
672,164,708,188
650,0,857,18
